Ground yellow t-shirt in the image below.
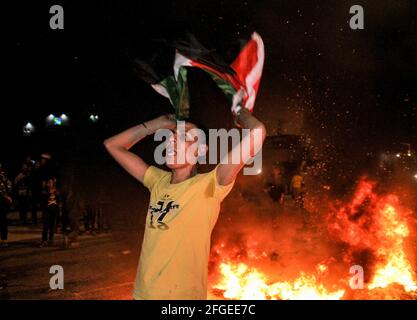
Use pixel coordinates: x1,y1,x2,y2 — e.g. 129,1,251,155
132,165,235,300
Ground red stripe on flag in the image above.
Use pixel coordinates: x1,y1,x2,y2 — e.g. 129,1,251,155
187,32,264,112
232,32,264,112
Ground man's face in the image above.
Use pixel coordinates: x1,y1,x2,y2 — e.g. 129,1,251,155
47,178,55,190
166,122,204,170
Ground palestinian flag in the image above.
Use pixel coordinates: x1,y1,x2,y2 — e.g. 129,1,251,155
134,32,264,120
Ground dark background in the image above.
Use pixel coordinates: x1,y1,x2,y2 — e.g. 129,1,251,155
4,0,417,224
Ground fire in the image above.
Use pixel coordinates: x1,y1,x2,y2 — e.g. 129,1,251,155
210,177,417,300
367,201,417,292
329,178,417,294
213,262,345,300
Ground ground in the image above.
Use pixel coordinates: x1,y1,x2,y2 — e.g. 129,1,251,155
0,212,141,300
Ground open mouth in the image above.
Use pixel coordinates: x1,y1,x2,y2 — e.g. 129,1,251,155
166,146,177,157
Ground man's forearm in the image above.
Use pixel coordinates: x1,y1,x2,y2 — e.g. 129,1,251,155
104,123,149,151
235,108,265,131
104,115,176,151
104,117,165,151
216,109,267,185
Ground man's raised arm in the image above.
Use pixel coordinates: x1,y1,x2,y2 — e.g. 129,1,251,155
104,115,176,184
216,109,267,186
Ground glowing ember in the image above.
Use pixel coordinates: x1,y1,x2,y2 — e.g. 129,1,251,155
213,262,345,300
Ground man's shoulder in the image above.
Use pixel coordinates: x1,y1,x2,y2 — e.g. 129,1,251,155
195,166,217,181
148,165,170,175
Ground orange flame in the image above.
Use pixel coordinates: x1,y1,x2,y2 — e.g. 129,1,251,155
213,262,345,300
329,178,417,294
367,200,417,292
211,177,417,299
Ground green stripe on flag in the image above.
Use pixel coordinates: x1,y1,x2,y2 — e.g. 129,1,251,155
160,67,190,120
204,70,238,104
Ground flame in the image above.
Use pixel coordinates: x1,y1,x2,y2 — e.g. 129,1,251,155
210,177,417,300
329,178,417,294
367,201,417,292
213,262,345,300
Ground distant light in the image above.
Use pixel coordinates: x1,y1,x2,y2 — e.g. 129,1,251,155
407,152,412,157
396,153,401,158
257,168,262,175
53,117,62,126
46,114,68,126
414,174,417,179
89,114,99,123
23,122,35,136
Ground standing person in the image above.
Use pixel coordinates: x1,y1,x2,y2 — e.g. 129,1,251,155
14,164,31,224
65,185,84,248
29,161,42,224
0,163,13,248
266,164,287,205
40,178,59,247
83,204,97,235
39,154,54,226
104,108,266,300
291,171,304,208
96,185,109,233
83,179,97,235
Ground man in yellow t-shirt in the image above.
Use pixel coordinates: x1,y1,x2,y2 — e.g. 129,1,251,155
104,109,266,299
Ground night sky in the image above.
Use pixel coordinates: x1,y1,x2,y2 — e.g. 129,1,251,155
5,0,417,180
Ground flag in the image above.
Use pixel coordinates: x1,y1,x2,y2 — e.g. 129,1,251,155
134,32,264,119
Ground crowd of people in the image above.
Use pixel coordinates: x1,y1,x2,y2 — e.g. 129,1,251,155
0,154,111,249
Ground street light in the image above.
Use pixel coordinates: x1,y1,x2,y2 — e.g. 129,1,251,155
46,114,69,127
54,117,62,126
89,114,99,123
23,122,35,136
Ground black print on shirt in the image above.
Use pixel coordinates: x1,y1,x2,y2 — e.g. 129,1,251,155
149,200,179,230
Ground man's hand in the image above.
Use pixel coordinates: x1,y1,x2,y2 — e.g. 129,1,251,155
104,114,175,184
145,114,176,133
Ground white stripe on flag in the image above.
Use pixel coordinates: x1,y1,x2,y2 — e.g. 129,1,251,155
151,84,173,105
231,89,245,115
174,52,192,81
244,32,265,111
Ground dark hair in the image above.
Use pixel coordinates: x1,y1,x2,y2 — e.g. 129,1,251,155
186,119,209,141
